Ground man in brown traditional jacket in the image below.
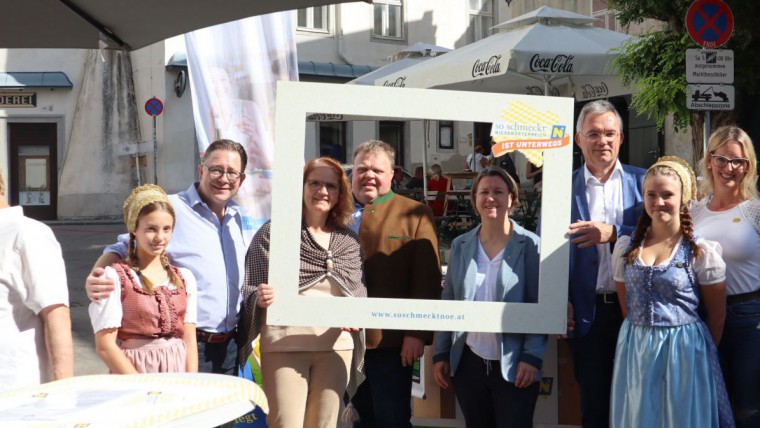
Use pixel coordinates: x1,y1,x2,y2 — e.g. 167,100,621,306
349,140,442,428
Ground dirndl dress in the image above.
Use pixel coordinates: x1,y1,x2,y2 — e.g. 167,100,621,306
610,237,734,427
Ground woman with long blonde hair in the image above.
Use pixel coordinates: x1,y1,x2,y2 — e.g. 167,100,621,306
692,126,760,427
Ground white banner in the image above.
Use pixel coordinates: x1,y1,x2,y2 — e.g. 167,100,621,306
186,12,298,235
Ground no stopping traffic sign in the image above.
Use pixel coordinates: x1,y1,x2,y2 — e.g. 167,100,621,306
686,0,734,48
145,97,164,116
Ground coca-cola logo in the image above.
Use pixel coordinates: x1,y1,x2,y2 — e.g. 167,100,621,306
382,76,407,87
472,55,502,78
529,54,575,73
581,82,609,99
306,113,345,121
525,86,560,96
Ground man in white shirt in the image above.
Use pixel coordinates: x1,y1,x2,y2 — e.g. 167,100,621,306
0,169,73,392
565,101,645,428
465,145,488,173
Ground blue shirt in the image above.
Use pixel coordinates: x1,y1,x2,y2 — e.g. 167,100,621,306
104,183,250,333
349,201,364,234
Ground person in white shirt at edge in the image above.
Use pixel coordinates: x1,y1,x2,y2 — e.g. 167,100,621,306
0,168,73,392
85,139,249,375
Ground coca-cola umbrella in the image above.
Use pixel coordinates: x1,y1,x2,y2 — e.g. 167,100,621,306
374,6,634,102
347,42,451,86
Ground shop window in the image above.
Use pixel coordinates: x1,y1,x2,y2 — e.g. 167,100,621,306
439,121,454,149
319,122,347,163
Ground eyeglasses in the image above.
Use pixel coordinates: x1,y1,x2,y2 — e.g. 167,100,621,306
204,165,243,182
583,130,619,141
305,179,339,193
710,154,748,169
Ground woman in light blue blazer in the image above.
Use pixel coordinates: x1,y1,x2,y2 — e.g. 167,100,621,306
432,167,546,428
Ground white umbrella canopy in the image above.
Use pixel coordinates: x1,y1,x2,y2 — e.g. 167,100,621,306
0,0,369,50
375,6,634,102
387,41,452,61
348,42,451,86
348,57,430,86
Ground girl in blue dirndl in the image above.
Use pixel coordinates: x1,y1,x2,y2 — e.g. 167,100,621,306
610,157,734,427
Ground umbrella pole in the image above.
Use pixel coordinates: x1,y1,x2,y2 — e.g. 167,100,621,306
423,120,429,203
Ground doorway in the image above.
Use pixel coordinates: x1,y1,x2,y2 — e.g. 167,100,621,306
379,121,405,167
9,122,58,220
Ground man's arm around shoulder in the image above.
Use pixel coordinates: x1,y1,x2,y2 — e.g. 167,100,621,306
86,252,123,303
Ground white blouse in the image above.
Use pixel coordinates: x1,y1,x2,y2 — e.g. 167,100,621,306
612,235,726,285
465,239,503,361
693,201,760,295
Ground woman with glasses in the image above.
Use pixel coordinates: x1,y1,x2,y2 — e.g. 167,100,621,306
692,126,760,428
237,157,367,428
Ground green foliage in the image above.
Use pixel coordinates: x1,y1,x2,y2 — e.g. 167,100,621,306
609,0,760,134
612,32,693,131
610,0,691,31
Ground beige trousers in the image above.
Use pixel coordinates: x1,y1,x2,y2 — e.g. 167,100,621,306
262,350,352,428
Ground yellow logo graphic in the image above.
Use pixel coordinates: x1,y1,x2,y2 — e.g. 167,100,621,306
490,101,569,167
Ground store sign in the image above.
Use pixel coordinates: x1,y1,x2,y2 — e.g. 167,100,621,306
0,92,37,107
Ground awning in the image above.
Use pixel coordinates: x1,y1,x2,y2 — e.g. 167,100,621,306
0,72,73,88
166,52,187,70
166,53,375,80
297,61,374,79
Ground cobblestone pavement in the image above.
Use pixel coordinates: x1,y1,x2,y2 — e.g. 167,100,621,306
51,222,126,376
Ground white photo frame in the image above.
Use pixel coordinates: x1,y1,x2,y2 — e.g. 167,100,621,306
267,81,573,334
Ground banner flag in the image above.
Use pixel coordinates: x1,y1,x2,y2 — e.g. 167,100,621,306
186,12,299,237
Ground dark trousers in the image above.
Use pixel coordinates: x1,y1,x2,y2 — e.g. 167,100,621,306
451,346,539,428
197,336,237,375
567,295,623,428
719,297,760,428
352,347,413,428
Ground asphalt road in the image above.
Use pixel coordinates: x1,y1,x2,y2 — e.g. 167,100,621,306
51,222,126,376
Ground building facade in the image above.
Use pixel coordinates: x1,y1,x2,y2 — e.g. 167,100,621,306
0,0,664,221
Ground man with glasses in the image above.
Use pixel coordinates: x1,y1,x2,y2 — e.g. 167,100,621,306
565,100,645,428
86,139,249,375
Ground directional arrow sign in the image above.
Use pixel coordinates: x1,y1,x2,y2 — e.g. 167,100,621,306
687,84,734,110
